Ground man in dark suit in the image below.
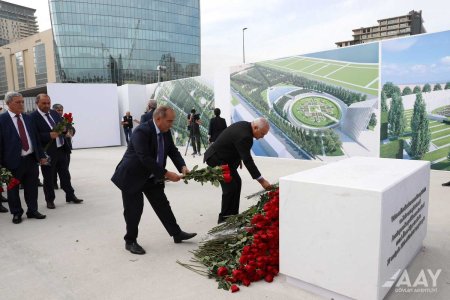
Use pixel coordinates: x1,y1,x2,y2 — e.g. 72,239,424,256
204,118,272,224
208,108,227,143
0,92,47,223
140,99,157,123
187,109,202,155
30,94,84,209
112,106,197,255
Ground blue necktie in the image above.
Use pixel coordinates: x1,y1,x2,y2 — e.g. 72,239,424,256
157,133,164,167
45,113,64,146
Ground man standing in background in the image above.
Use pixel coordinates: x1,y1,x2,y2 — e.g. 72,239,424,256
122,112,134,145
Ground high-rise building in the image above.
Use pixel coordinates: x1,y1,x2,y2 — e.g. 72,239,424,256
336,10,426,47
48,0,200,85
0,0,38,46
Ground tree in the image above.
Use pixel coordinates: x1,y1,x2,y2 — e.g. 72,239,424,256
445,82,450,90
409,92,431,159
388,93,406,137
422,83,431,93
413,85,421,94
381,91,388,112
383,82,401,98
368,112,377,129
402,86,412,96
433,83,442,91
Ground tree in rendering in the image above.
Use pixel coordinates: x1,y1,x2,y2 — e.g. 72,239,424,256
381,91,388,112
410,92,431,159
402,86,412,96
413,85,421,94
388,93,406,137
383,82,401,98
422,83,431,93
433,83,442,91
445,82,450,90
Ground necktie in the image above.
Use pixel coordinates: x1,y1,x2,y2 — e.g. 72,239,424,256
15,114,30,151
45,113,64,146
157,133,164,167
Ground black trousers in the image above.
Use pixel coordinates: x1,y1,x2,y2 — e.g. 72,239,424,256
191,133,201,154
122,180,181,243
41,147,74,203
7,154,39,215
206,155,241,219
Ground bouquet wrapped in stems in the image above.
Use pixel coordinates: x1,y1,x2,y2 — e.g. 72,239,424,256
183,164,232,186
44,112,74,151
0,167,21,192
177,184,280,293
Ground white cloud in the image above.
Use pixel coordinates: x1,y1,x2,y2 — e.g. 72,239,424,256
382,38,418,52
410,64,428,74
441,56,450,64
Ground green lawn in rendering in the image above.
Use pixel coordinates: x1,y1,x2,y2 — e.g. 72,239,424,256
291,96,341,127
380,139,403,159
328,66,379,87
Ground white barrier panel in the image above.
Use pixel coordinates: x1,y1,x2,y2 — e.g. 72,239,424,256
280,157,430,300
47,83,121,148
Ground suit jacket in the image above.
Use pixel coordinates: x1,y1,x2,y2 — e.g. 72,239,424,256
30,109,70,157
123,115,133,129
140,110,154,124
208,116,227,142
111,121,186,194
204,121,261,179
0,111,45,170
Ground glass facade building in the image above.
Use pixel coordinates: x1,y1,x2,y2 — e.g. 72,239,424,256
33,43,48,85
49,0,200,85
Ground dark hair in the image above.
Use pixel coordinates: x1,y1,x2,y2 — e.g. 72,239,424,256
214,108,221,116
191,108,196,114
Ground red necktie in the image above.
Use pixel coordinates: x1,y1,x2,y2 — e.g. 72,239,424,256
15,114,30,151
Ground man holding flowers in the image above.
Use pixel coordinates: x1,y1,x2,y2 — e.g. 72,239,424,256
0,92,48,223
204,118,272,223
112,106,197,255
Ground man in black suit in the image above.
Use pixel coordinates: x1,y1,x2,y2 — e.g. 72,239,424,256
140,99,157,123
208,108,227,143
187,109,202,155
204,118,272,223
31,94,84,209
112,106,197,255
0,92,47,223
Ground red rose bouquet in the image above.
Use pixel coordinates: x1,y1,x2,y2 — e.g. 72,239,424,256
183,164,232,186
177,184,280,292
44,112,74,151
0,167,21,191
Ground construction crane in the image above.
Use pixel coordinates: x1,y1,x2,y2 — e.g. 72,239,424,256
126,19,141,71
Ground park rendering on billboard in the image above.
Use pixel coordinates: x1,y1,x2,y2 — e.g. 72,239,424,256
230,43,380,162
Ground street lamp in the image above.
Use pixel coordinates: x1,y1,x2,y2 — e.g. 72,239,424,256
242,27,248,64
3,47,15,90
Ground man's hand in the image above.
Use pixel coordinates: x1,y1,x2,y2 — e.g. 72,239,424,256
165,171,181,182
39,158,48,165
258,178,272,190
50,132,59,139
181,166,189,176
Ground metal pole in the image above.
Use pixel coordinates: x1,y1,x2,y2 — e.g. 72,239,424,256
242,27,247,64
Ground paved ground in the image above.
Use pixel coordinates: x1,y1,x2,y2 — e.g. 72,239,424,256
0,146,448,300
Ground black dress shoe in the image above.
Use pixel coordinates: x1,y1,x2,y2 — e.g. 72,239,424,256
442,181,450,187
26,211,46,219
47,202,56,209
12,214,22,224
0,194,7,202
173,231,197,243
0,204,8,213
125,242,146,255
66,196,83,204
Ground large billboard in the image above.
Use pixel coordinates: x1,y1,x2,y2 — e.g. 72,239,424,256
380,30,450,171
230,43,380,162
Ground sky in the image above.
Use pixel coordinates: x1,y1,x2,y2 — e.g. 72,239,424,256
382,30,450,84
5,0,450,78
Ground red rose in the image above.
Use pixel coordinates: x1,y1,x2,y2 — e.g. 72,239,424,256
217,266,228,277
223,173,232,183
264,274,274,282
242,279,251,286
7,178,20,190
221,164,230,173
230,285,240,293
0,186,3,193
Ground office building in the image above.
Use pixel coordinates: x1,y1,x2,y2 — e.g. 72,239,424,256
0,0,38,46
336,10,426,47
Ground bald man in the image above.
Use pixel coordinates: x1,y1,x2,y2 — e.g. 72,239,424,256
204,118,272,223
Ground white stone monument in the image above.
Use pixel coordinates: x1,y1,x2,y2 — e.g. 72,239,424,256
279,157,430,300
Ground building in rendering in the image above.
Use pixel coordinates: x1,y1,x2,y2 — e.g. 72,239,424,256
48,0,200,85
0,0,38,46
336,10,426,47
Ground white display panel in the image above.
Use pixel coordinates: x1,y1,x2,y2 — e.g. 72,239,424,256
47,83,121,149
